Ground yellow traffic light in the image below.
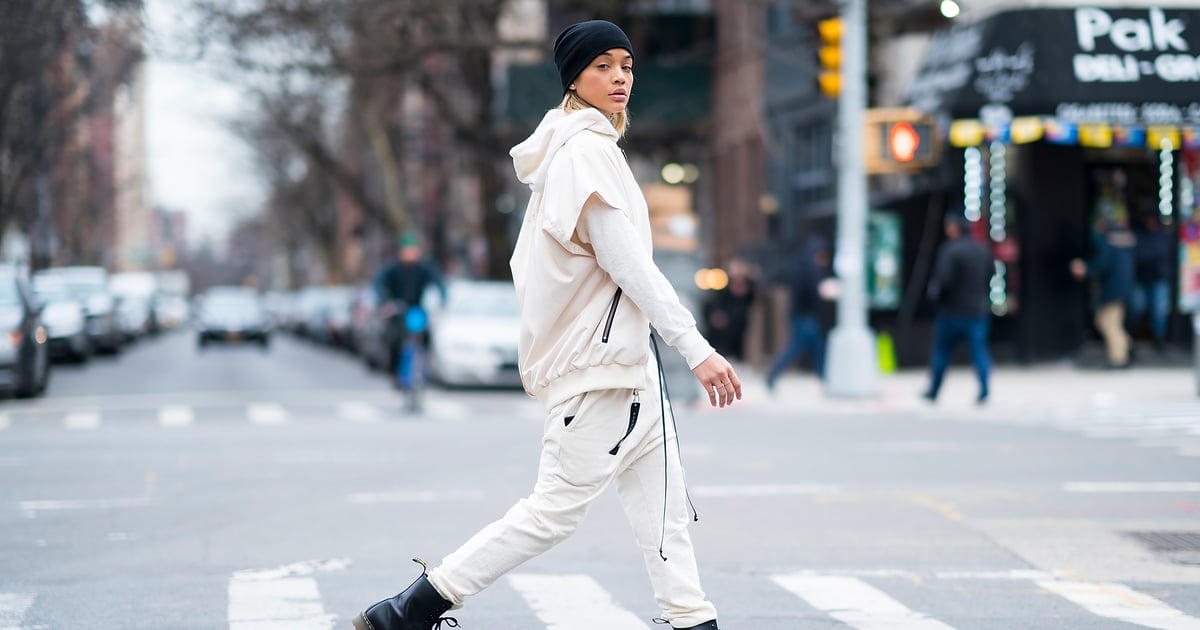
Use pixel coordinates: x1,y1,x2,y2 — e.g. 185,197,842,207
817,17,843,99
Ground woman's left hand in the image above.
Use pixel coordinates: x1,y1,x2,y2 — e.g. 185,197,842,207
693,353,742,408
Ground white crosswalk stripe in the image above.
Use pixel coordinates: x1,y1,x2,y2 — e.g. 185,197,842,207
64,410,101,430
337,401,379,423
247,403,289,426
0,394,546,431
772,573,957,630
423,398,471,421
2,566,1199,628
508,574,651,630
967,402,1200,457
0,592,34,629
158,405,194,428
1037,579,1200,630
227,560,347,630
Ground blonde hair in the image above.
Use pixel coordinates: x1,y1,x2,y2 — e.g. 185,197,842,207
559,90,629,136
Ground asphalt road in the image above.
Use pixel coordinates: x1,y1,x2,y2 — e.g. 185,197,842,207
2,330,1199,629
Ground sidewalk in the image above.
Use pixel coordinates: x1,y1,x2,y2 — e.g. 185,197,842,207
700,362,1199,416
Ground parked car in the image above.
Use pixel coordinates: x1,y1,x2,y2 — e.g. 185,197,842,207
196,287,270,350
111,271,159,337
34,266,123,353
348,285,377,360
153,293,190,330
429,280,521,388
319,286,357,348
31,277,91,362
0,264,50,397
117,293,155,341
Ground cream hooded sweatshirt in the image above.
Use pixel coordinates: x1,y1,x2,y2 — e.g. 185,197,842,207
510,108,713,408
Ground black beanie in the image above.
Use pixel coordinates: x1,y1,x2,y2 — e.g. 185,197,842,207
553,20,634,94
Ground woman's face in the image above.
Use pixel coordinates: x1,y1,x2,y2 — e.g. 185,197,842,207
570,48,633,115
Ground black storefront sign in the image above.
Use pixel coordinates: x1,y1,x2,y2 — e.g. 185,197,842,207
908,6,1200,124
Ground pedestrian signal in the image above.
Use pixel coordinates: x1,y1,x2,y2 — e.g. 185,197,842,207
864,109,940,174
889,122,921,162
817,17,843,99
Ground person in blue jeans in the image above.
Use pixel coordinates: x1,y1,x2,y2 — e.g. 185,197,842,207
766,236,831,390
1129,214,1172,351
923,212,995,404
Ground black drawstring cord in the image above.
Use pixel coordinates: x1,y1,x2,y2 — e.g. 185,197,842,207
650,334,699,562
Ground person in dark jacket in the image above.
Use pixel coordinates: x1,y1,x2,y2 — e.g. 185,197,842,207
374,233,447,309
765,236,831,390
922,212,995,404
1129,214,1172,349
1071,216,1136,368
705,258,756,360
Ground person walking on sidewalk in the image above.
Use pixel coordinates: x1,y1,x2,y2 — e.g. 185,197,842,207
765,236,832,391
1130,213,1173,351
922,212,994,404
1071,216,1136,368
352,20,741,630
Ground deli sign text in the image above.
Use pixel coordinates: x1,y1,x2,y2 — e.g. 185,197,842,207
1074,7,1200,83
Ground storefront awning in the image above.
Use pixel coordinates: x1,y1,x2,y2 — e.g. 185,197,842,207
908,6,1200,147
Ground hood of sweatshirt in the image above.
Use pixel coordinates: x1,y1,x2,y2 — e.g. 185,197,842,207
510,108,619,193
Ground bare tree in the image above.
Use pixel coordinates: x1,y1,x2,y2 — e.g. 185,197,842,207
235,98,342,285
0,0,141,261
189,0,632,280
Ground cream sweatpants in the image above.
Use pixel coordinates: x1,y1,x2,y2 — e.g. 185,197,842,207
427,364,717,628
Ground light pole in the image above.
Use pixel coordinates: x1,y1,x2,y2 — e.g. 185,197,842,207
824,0,878,398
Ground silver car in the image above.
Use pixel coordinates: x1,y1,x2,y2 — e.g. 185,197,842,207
0,265,50,397
429,280,522,388
32,279,91,362
35,266,123,353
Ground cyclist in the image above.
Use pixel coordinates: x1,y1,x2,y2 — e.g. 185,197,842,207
373,233,447,383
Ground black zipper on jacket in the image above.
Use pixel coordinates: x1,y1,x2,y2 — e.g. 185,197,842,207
609,391,640,455
601,288,622,343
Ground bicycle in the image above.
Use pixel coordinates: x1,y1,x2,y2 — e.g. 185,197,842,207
394,304,429,413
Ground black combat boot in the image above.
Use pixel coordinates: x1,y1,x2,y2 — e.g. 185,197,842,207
353,559,458,630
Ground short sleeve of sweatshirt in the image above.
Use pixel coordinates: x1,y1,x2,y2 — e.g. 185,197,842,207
540,132,631,251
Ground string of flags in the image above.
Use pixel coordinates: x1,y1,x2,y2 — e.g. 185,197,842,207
948,117,1200,150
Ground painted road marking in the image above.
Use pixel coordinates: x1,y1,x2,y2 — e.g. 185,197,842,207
691,484,841,498
936,569,1060,581
423,398,470,421
1065,482,1200,493
64,410,101,430
228,559,349,630
346,490,485,504
508,574,650,630
18,497,151,513
0,592,34,629
158,405,194,428
247,403,289,426
1037,579,1200,630
772,574,956,630
338,402,379,423
0,414,9,431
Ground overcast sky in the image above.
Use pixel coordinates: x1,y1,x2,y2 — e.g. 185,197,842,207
143,0,263,246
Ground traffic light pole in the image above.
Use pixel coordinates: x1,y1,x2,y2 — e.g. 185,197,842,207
825,0,879,398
